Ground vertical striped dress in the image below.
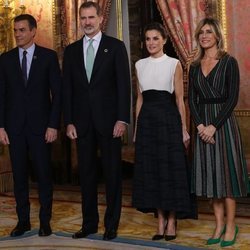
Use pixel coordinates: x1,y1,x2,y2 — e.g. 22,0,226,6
188,54,250,198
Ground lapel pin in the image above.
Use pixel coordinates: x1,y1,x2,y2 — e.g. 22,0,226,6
33,56,37,60
104,49,108,53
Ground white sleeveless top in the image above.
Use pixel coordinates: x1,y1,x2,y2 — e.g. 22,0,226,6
135,54,179,94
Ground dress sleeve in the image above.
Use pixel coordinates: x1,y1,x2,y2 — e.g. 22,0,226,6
188,65,203,126
211,56,240,129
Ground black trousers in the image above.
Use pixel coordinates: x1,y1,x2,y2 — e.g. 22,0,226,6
9,126,53,225
76,123,122,231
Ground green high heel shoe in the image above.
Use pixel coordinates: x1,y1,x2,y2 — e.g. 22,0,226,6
220,225,239,247
206,226,226,245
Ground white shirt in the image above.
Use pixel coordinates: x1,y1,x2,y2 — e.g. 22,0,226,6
19,43,35,78
135,54,179,94
83,31,102,67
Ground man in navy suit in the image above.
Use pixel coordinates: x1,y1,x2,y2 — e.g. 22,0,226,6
63,2,131,241
0,14,61,237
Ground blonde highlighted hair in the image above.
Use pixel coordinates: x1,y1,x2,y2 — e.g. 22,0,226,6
193,18,226,65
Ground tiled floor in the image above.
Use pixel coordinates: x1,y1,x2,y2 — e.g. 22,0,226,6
1,182,250,249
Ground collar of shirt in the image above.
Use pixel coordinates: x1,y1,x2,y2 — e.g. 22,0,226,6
19,43,35,75
83,31,102,64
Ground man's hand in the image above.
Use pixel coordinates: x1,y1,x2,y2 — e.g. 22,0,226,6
45,128,58,143
0,128,10,145
113,121,126,138
66,124,77,140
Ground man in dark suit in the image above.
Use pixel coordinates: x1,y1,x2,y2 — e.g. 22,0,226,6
0,14,61,237
63,2,131,241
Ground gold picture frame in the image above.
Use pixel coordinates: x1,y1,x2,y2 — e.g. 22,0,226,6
213,0,227,50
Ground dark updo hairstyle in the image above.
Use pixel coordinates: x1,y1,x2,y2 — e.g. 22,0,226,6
144,22,168,40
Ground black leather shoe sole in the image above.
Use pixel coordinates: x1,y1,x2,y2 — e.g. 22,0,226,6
10,224,31,237
72,229,97,239
39,225,52,236
103,230,117,241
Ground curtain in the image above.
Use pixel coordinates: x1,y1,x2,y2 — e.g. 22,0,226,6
155,0,209,138
0,147,12,192
156,0,208,67
61,0,112,47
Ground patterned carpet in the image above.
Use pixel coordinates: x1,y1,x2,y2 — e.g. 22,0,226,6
1,183,250,249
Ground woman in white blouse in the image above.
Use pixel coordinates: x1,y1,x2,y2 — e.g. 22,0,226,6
132,22,196,241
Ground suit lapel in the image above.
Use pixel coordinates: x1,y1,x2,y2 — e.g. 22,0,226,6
78,35,106,85
77,38,88,83
72,38,89,85
91,35,108,80
13,48,25,87
27,44,39,88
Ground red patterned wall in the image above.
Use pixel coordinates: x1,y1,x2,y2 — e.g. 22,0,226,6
226,1,250,108
226,0,250,172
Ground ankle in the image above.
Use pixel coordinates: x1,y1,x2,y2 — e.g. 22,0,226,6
157,219,167,235
166,220,177,235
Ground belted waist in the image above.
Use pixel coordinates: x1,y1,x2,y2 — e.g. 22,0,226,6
199,97,227,104
142,90,173,103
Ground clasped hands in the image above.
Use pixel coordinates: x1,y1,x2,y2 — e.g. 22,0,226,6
197,124,216,144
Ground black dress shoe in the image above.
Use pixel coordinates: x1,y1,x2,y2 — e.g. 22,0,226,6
72,228,97,239
103,229,117,241
165,234,177,241
152,234,164,240
10,222,31,237
165,221,177,241
152,221,168,240
39,223,52,236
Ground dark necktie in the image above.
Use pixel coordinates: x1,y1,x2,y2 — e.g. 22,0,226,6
22,50,28,86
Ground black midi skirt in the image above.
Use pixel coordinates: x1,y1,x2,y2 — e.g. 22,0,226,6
132,90,197,219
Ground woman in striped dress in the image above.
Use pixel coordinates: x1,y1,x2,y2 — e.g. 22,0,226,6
188,18,249,247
